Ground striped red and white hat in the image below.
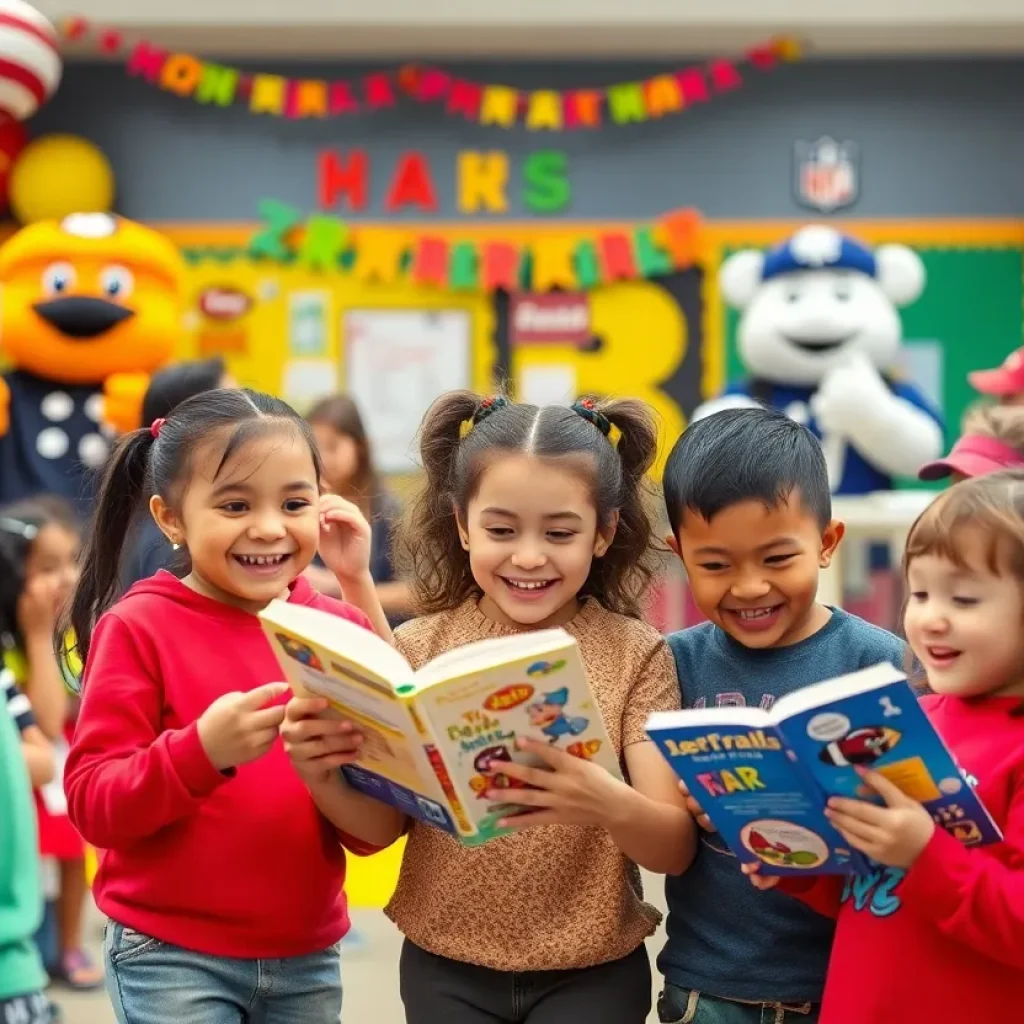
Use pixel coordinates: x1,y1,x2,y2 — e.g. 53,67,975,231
0,0,61,122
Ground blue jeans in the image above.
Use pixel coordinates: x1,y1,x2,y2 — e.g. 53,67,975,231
103,921,342,1024
657,984,820,1024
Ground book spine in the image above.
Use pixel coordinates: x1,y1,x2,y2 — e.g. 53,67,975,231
404,699,474,836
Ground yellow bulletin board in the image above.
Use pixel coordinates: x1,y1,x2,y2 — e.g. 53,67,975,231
160,217,1024,484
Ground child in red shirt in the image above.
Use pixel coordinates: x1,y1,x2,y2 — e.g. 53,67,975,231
64,388,403,1023
744,470,1024,1023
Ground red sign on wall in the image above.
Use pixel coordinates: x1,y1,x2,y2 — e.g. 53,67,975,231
509,293,591,346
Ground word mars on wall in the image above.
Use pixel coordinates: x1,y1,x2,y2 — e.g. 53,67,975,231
318,149,572,216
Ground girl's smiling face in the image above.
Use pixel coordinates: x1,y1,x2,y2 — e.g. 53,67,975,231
153,426,321,612
905,527,1024,700
459,454,613,630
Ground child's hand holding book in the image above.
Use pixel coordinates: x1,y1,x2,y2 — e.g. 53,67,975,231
489,736,630,830
280,696,366,786
824,767,936,870
678,781,716,833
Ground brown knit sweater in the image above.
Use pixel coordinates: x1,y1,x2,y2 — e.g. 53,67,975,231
385,597,681,972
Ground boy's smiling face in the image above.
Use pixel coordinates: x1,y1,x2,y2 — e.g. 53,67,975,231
670,489,844,649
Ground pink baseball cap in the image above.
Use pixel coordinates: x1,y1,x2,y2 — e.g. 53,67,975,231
918,433,1024,481
968,347,1024,396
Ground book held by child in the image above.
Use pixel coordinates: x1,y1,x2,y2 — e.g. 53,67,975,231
646,663,1001,875
259,601,621,846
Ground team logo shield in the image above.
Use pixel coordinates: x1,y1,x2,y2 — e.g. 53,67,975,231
794,137,858,213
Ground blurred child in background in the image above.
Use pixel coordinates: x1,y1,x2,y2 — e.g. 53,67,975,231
305,394,413,626
0,651,52,1024
918,402,1024,484
0,498,100,991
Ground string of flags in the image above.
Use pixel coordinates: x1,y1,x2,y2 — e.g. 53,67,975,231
59,18,802,129
181,200,704,292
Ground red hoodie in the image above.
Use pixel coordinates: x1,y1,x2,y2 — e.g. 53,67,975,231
65,571,379,959
782,694,1024,1023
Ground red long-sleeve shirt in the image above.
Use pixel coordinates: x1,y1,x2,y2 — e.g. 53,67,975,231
65,571,379,959
782,693,1024,1023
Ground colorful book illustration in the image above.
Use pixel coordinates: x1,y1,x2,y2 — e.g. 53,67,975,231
258,601,621,846
646,663,1001,875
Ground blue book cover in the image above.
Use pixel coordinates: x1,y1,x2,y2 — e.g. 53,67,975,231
646,663,1001,876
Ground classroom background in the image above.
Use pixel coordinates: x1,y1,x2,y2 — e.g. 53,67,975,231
2,0,1024,1019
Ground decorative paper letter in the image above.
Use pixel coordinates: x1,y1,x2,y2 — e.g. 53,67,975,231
531,237,578,291
746,43,778,70
298,216,348,271
526,91,563,131
412,237,449,287
386,153,439,213
573,240,601,290
633,226,672,278
644,75,683,118
318,150,369,211
709,60,743,92
364,72,396,109
676,69,710,105
290,80,329,118
457,151,509,214
480,242,521,291
447,80,483,120
158,54,203,97
597,233,637,282
328,82,360,115
479,86,519,128
449,242,479,289
606,83,647,125
195,63,239,106
248,200,302,261
656,208,703,269
250,75,287,116
353,230,407,284
564,90,602,129
523,151,571,215
126,41,168,83
415,68,452,103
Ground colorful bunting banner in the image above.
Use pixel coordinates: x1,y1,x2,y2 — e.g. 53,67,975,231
183,200,703,293
60,17,801,129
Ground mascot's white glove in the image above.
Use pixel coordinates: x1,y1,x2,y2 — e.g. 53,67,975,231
811,351,943,480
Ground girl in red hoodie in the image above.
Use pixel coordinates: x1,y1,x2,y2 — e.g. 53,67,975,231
64,387,403,1024
744,470,1024,1024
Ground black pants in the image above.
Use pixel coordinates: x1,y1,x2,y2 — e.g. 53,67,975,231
399,939,651,1024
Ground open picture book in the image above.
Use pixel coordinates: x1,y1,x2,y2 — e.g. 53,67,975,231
259,601,621,846
646,663,1000,875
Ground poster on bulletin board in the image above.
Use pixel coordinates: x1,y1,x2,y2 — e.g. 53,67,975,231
343,308,472,473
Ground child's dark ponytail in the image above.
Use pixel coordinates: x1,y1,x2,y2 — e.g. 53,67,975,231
582,397,661,615
398,390,661,618
397,390,484,615
66,428,155,662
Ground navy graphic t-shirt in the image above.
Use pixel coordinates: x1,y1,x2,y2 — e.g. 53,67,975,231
659,608,906,1004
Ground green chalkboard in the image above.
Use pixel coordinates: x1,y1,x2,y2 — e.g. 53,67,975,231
723,246,1024,489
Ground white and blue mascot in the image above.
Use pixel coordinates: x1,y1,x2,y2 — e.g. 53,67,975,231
695,224,944,492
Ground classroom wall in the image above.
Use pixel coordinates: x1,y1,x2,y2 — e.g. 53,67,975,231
31,58,1024,222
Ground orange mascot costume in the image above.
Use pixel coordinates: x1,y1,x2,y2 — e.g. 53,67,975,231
0,212,184,510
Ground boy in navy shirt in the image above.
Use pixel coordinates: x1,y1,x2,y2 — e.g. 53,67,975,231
658,407,905,1024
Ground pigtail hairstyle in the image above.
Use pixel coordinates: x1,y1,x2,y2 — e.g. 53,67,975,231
397,390,483,615
66,427,155,663
397,389,661,618
66,387,322,664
